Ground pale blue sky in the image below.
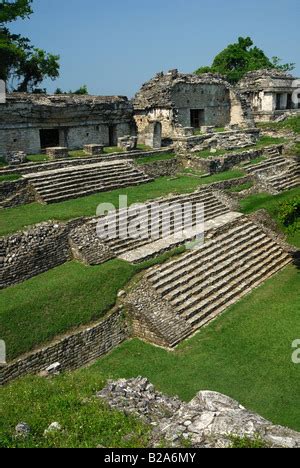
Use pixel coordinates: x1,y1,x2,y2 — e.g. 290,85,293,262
10,0,300,97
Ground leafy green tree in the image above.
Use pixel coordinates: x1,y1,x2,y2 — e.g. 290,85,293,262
55,85,89,95
0,0,60,92
195,37,295,83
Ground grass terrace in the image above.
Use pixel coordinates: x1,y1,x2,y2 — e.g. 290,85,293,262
257,115,300,134
194,136,286,159
25,145,153,164
0,174,22,183
135,152,176,165
0,170,245,236
0,248,185,361
1,261,299,447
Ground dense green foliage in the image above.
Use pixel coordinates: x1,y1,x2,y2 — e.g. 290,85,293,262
195,37,295,83
278,197,300,233
0,0,59,91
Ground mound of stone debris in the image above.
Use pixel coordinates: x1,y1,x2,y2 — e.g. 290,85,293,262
97,377,300,448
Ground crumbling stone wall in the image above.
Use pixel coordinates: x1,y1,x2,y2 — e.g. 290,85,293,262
181,145,284,174
0,94,136,157
0,179,35,208
0,222,73,289
134,71,255,143
0,309,128,386
138,158,180,178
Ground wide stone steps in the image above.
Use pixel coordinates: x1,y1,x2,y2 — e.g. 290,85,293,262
24,160,153,203
146,221,256,286
153,226,265,296
246,156,287,174
97,190,230,257
145,218,291,333
176,240,279,316
265,164,300,192
186,251,290,328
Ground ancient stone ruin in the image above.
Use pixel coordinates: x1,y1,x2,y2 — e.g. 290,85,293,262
0,93,136,158
133,70,254,146
98,377,300,448
238,69,300,121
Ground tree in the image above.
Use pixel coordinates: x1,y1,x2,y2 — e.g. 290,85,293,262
55,85,89,95
195,37,295,83
0,0,60,92
0,0,33,23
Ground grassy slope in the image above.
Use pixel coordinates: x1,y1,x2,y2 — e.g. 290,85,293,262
0,248,185,361
0,371,151,448
95,264,300,432
135,153,176,165
0,263,299,448
240,187,300,248
0,171,244,236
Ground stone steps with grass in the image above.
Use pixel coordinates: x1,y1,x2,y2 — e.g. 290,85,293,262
127,217,292,346
23,160,153,204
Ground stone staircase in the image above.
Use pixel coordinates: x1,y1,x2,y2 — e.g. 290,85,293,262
23,160,153,204
69,188,232,265
246,155,289,176
246,155,300,193
264,162,300,192
127,217,292,346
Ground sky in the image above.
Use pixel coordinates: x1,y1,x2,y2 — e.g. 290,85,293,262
10,0,300,97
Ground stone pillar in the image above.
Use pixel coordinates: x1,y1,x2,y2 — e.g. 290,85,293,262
144,122,162,149
84,144,104,156
46,147,69,160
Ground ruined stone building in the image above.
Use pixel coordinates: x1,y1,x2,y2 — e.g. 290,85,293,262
133,70,254,146
0,93,136,157
238,69,300,121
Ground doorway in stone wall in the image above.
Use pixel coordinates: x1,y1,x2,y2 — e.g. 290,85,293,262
190,109,205,128
108,125,118,147
40,129,60,149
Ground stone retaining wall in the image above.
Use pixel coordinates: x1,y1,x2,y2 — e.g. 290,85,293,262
0,179,35,208
139,158,180,178
0,149,174,176
0,309,128,386
0,218,86,289
174,128,260,152
182,145,283,174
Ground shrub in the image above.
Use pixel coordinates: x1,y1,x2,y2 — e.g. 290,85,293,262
278,197,300,232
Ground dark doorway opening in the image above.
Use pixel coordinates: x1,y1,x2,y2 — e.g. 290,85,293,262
190,109,205,128
276,94,282,111
40,129,60,149
287,94,293,109
108,125,117,146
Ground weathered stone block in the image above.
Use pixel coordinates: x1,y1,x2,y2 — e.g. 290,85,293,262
201,126,215,134
83,144,104,156
118,136,138,152
46,147,69,160
6,151,27,166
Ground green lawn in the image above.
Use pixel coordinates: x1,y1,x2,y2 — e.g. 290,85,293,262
0,171,244,236
257,115,300,134
0,174,22,183
240,187,300,248
0,248,185,361
1,263,299,448
0,371,151,448
94,264,300,432
135,153,176,165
